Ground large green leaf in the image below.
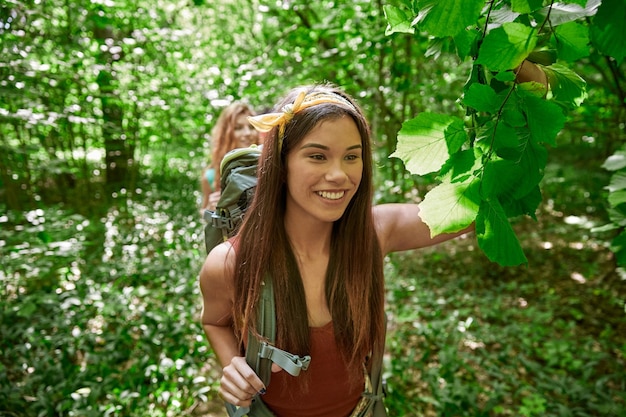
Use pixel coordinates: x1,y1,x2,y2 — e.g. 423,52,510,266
475,23,537,72
476,199,528,266
415,0,484,37
511,0,543,14
390,112,466,176
605,172,626,193
439,148,483,184
608,190,626,209
554,21,590,62
418,178,480,236
602,150,626,171
590,0,626,63
481,159,524,199
462,83,500,113
501,185,542,219
611,232,626,267
476,120,520,155
519,91,566,146
383,5,415,35
542,64,587,109
534,0,600,26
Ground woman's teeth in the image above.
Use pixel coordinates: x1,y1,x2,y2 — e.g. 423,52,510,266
318,191,344,200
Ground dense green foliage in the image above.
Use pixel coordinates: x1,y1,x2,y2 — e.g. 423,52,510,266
385,0,624,266
1,0,625,416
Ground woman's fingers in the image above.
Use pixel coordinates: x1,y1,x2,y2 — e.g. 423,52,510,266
219,356,266,406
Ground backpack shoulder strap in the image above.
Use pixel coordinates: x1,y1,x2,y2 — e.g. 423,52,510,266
225,277,311,417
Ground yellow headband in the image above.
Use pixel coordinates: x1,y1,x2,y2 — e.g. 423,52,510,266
247,90,357,152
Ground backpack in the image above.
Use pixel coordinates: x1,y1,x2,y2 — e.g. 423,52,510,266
203,145,262,254
203,145,387,417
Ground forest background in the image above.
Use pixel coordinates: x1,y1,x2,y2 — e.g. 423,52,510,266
1,0,625,416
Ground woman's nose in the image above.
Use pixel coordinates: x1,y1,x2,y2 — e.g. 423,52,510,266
325,161,348,182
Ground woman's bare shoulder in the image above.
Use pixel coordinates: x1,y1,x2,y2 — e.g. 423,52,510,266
200,241,237,299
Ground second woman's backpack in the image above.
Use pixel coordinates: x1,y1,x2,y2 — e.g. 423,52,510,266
203,145,262,254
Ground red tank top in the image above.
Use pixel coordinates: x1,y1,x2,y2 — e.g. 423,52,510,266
261,321,364,417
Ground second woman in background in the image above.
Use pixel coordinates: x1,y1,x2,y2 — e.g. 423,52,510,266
200,102,260,213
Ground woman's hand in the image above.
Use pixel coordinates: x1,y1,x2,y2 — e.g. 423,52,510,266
208,191,221,211
515,60,548,92
219,356,266,407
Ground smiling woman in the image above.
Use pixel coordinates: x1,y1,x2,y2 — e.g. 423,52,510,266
198,83,472,417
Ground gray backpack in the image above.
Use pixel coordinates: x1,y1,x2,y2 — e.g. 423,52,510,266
203,145,262,254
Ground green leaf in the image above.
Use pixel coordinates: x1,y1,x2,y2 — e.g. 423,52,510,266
611,232,626,267
511,0,544,14
492,121,521,153
554,22,590,62
501,185,542,219
519,91,566,146
462,83,500,113
543,64,587,109
440,148,482,183
590,0,626,63
605,172,626,193
495,71,516,82
602,151,626,171
476,199,528,266
390,113,467,176
502,101,527,128
535,0,601,27
383,5,415,35
415,0,484,37
475,23,538,72
608,190,626,208
418,178,480,236
482,159,523,199
454,28,480,59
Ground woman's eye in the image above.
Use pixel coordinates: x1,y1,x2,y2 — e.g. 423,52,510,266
310,154,325,161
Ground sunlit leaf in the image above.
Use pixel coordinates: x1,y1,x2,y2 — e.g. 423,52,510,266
440,148,481,183
605,172,626,193
602,151,626,171
415,0,484,37
418,178,480,236
390,113,467,176
554,21,590,62
383,5,415,35
511,0,544,14
608,190,626,208
476,23,537,72
543,65,587,109
535,0,600,26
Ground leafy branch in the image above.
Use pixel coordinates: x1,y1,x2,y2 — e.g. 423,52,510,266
383,0,623,266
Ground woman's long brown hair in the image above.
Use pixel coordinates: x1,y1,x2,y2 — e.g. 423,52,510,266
233,84,385,384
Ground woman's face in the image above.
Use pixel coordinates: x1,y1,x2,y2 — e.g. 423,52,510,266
233,114,258,148
285,116,363,224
